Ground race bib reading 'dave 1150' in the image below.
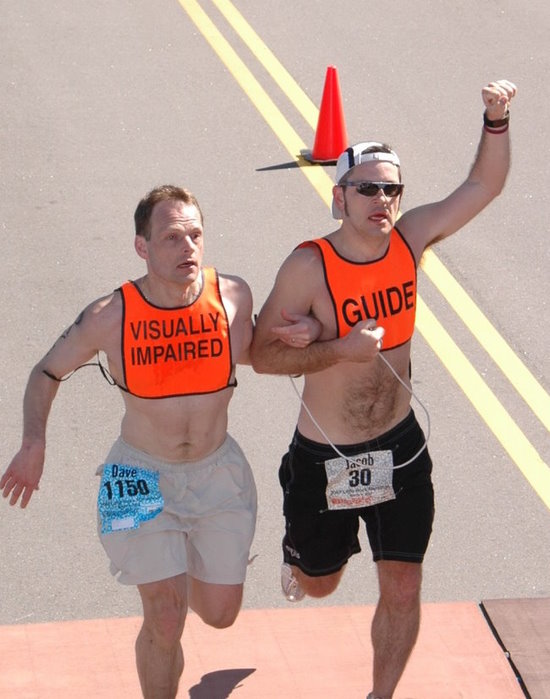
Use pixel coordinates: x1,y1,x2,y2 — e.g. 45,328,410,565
324,449,396,510
98,464,164,534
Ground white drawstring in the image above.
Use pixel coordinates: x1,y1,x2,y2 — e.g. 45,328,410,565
288,352,430,470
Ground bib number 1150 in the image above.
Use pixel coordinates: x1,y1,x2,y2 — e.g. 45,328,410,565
98,463,164,534
103,478,150,499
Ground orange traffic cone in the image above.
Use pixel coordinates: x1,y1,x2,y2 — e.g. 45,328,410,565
302,66,349,164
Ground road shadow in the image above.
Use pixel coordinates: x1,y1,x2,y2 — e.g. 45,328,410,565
255,152,338,171
188,668,256,698
256,159,302,171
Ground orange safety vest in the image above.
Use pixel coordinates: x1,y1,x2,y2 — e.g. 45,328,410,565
298,228,417,350
119,267,235,398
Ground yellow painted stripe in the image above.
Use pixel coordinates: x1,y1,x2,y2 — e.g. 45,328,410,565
422,249,550,432
208,0,550,437
211,0,319,129
205,3,549,420
178,0,331,205
179,0,550,510
417,297,550,509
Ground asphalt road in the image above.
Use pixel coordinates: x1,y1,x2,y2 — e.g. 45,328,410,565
1,0,549,625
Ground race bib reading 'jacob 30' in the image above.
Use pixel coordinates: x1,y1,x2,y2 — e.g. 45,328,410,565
324,449,396,510
98,464,164,534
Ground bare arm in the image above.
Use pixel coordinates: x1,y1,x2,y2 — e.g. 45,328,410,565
269,309,322,348
399,79,517,258
0,367,60,507
219,274,254,365
250,249,384,375
1,295,117,507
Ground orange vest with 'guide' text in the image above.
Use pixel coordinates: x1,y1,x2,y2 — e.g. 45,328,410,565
298,228,417,350
119,267,234,398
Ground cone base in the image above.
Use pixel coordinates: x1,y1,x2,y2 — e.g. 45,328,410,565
300,149,338,165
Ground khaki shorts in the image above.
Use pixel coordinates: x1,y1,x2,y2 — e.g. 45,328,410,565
96,434,257,586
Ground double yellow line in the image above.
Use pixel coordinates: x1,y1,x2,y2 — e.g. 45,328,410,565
178,0,550,509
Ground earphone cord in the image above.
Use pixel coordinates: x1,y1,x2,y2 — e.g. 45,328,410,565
288,352,430,470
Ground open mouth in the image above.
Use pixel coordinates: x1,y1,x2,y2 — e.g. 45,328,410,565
368,213,388,223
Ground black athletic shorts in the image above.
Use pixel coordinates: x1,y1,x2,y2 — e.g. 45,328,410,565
279,410,434,576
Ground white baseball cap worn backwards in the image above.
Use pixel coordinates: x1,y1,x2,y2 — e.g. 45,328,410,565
332,141,401,219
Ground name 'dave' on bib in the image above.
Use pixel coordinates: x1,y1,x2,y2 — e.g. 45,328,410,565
324,449,396,510
98,464,164,534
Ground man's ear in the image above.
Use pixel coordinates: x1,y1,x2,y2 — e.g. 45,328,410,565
332,184,345,216
134,235,148,260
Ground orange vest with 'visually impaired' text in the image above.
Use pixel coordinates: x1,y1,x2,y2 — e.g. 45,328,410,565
119,267,234,398
298,228,417,350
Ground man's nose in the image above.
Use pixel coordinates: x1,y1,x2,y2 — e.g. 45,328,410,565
182,235,195,250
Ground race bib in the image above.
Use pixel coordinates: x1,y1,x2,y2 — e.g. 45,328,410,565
98,463,164,534
325,449,396,510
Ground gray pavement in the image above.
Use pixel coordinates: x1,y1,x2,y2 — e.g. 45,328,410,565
1,0,549,625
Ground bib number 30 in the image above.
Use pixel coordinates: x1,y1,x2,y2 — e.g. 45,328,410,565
325,449,396,510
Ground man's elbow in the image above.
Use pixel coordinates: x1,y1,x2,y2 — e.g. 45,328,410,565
477,171,509,201
249,354,269,374
487,177,507,200
249,343,271,374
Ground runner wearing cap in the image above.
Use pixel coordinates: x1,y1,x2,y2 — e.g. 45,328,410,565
251,79,517,699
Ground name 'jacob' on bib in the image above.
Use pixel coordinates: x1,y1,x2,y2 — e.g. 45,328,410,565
325,449,396,510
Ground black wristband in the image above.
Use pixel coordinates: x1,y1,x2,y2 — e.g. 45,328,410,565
483,110,510,128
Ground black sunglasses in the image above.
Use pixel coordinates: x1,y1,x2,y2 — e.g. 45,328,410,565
343,181,404,198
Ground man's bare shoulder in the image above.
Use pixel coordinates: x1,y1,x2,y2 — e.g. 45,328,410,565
254,244,328,330
72,289,124,346
275,243,326,292
395,206,440,264
82,289,123,324
287,241,324,266
35,290,124,377
216,272,253,321
217,272,252,301
217,271,249,291
261,244,324,293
